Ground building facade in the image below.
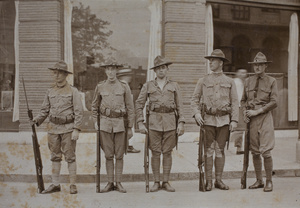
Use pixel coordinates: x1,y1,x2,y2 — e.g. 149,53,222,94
0,0,299,132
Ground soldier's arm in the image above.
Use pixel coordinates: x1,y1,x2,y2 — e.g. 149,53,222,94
124,83,135,128
174,83,185,124
191,78,203,117
91,85,100,122
34,90,50,126
230,79,239,123
260,78,278,113
72,87,84,131
135,83,148,124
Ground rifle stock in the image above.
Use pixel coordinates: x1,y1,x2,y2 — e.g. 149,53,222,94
198,126,206,192
22,77,44,193
241,121,250,189
96,94,101,193
144,105,150,193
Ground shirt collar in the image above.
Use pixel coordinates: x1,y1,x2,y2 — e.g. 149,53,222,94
211,71,223,76
255,72,266,79
56,81,68,88
154,77,170,86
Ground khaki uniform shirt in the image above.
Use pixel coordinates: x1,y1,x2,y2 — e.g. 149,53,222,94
241,74,278,113
191,72,239,127
35,82,83,134
91,79,134,133
135,78,185,132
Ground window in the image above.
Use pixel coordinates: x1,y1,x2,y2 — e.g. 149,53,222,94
232,5,250,21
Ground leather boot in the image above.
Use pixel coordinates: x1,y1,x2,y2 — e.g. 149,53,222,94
249,180,264,189
263,180,273,192
101,182,114,193
150,182,160,192
127,145,141,153
70,184,77,194
205,180,212,191
214,180,229,190
162,182,175,192
115,182,127,193
41,184,61,194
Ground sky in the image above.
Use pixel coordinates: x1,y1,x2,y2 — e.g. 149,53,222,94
72,0,151,68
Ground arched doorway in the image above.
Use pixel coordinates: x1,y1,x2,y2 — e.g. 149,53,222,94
231,35,252,71
262,36,284,73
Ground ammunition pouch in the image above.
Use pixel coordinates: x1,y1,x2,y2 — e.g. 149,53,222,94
150,103,175,113
49,114,74,125
100,106,126,118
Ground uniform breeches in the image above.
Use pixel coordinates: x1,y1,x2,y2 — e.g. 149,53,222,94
100,131,126,182
48,132,76,163
250,111,275,158
149,130,176,182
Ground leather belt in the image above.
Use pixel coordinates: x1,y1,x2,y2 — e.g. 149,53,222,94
49,114,74,125
152,106,174,113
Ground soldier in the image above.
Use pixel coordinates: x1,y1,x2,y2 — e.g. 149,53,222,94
191,49,239,191
91,63,134,193
117,68,141,153
135,56,185,192
241,52,278,192
31,60,83,194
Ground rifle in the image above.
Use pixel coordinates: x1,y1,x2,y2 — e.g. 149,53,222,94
124,114,128,155
22,77,45,193
241,111,250,189
197,104,206,192
96,94,101,193
174,91,179,150
144,104,150,193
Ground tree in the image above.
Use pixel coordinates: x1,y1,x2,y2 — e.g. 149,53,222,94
72,3,115,85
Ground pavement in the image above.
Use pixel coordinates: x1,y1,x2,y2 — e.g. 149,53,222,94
1,178,300,208
0,130,299,183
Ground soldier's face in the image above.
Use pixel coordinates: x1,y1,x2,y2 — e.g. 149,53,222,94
209,58,223,72
53,70,68,83
105,67,118,81
253,63,267,75
154,65,168,79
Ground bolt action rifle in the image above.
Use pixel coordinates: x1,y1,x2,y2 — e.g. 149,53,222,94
22,77,45,193
144,102,150,193
197,103,206,192
241,107,250,189
96,94,102,193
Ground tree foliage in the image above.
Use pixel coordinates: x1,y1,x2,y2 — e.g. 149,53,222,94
72,2,114,75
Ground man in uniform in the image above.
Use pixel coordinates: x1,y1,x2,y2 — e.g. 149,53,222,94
135,56,185,192
31,60,83,194
191,49,239,191
241,52,278,192
117,68,141,153
92,63,134,193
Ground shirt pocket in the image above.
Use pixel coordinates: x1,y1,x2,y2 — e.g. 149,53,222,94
148,89,158,102
258,87,271,101
114,90,125,107
220,83,231,96
49,94,58,106
166,88,175,102
203,83,214,98
245,87,255,99
59,93,73,106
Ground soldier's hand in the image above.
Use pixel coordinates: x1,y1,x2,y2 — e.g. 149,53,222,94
71,129,80,141
29,119,36,126
177,122,185,136
246,110,259,118
229,121,237,131
195,113,204,126
138,122,148,134
127,128,133,139
243,111,250,123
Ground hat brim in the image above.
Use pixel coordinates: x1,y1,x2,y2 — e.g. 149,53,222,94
204,56,229,62
150,62,173,70
48,68,73,74
248,61,272,64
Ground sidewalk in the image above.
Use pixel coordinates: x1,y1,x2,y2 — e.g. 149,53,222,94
0,131,299,183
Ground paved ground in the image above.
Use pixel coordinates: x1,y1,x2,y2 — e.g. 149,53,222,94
1,177,300,208
1,132,299,182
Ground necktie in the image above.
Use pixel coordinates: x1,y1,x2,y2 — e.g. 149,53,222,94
253,76,260,98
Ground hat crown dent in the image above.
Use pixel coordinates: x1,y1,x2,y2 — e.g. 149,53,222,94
249,52,272,64
210,49,226,59
151,55,172,69
49,60,72,74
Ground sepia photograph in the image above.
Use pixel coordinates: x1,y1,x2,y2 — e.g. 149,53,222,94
0,0,300,207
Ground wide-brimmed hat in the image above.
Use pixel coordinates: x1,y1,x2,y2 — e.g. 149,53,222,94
248,52,272,64
204,49,229,62
150,56,173,70
100,61,123,69
48,60,72,74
